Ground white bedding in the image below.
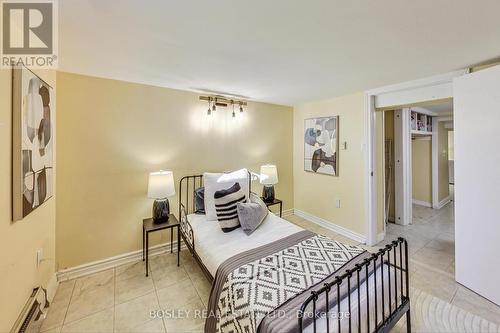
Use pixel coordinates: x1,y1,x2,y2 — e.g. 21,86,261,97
187,212,302,276
187,212,404,332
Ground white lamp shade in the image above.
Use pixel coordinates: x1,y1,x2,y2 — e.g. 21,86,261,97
148,171,175,199
260,165,278,185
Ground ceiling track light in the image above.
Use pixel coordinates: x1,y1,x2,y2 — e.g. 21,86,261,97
200,95,247,116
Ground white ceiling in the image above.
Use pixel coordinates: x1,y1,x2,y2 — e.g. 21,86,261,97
423,101,454,115
59,0,500,106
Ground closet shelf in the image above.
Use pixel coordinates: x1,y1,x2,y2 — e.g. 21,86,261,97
411,130,432,136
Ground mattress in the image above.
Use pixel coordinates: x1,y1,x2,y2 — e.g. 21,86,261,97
186,212,303,276
187,213,404,332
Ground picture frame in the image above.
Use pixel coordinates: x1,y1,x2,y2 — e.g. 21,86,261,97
304,116,339,176
12,66,55,221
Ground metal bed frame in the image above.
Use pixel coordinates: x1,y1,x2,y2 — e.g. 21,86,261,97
178,174,411,333
178,173,252,283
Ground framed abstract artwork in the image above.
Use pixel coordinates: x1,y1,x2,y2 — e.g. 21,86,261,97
304,116,338,176
12,67,54,221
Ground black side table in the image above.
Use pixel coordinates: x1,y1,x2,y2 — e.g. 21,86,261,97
262,198,283,217
142,215,180,276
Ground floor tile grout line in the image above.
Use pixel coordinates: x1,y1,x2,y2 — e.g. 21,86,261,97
150,257,168,333
113,266,156,306
60,278,76,329
185,263,209,308
59,270,115,328
449,287,459,304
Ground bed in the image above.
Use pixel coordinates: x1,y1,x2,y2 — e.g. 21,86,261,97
178,174,411,333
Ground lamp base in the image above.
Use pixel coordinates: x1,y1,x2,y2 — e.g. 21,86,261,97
152,198,170,223
262,185,275,203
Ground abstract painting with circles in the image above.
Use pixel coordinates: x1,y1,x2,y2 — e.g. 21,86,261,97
304,116,338,176
12,67,54,221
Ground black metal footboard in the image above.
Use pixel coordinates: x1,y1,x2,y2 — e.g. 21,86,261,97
298,238,411,333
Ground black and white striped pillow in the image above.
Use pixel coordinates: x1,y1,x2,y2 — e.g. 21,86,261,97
214,182,247,232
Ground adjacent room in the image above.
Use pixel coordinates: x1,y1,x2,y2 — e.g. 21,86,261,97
1,1,500,333
379,102,461,326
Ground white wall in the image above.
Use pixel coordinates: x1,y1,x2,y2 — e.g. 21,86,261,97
454,65,500,305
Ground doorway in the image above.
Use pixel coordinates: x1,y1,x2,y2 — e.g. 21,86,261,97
379,102,454,231
365,69,467,245
366,65,500,319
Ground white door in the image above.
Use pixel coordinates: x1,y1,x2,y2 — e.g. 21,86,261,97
454,64,500,305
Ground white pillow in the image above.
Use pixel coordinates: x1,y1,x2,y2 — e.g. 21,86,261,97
204,169,249,221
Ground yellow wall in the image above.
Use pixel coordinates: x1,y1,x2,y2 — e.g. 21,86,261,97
438,122,450,201
55,72,294,269
293,92,367,236
448,130,454,161
0,69,56,332
412,138,432,203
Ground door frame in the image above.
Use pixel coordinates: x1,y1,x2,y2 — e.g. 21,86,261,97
364,70,468,245
432,115,453,208
393,108,413,226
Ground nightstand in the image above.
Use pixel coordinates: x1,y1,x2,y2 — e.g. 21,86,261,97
262,198,283,217
142,215,180,276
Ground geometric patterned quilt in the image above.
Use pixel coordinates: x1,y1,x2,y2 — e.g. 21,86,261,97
216,234,365,333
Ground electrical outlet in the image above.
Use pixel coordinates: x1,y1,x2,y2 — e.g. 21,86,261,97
36,249,43,268
335,199,341,208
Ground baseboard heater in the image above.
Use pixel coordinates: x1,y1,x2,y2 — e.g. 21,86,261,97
10,287,49,333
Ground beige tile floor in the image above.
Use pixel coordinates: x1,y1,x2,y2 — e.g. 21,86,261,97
385,202,500,330
42,204,500,332
41,250,210,333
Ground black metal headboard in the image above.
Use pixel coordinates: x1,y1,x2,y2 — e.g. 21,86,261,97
177,171,253,280
178,174,203,218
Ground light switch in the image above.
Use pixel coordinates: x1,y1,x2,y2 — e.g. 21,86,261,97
36,249,43,268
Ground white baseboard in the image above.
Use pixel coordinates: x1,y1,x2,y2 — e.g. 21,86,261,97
436,196,451,209
46,273,59,302
376,231,386,243
56,240,185,282
293,209,366,244
412,199,432,207
56,208,367,282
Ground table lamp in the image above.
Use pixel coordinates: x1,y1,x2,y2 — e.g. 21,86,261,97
148,170,175,223
260,165,278,202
